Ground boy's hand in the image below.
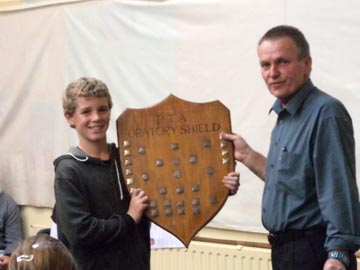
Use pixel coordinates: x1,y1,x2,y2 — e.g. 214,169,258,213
223,171,240,195
127,188,149,224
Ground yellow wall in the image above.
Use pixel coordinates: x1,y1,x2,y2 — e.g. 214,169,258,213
19,205,272,270
19,206,360,270
19,206,53,237
19,205,269,242
0,1,21,8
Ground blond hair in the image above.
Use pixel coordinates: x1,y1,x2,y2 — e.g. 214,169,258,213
9,234,78,270
63,77,113,116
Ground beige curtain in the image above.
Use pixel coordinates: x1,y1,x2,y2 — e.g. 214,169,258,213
1,0,360,233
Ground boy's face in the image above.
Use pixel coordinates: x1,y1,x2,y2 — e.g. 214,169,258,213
65,96,111,145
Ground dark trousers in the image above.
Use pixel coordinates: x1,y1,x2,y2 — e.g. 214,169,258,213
269,228,357,270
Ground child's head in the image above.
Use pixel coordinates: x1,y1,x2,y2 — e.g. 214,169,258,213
63,77,113,117
9,234,78,270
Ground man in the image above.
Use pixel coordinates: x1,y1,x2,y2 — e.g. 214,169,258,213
0,189,23,270
221,25,360,270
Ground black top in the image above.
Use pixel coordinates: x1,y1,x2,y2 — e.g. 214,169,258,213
54,143,150,270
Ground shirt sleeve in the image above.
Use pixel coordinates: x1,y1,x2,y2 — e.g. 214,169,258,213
54,163,136,248
314,102,360,251
3,196,23,255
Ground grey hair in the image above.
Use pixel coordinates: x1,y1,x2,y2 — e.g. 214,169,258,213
258,25,310,59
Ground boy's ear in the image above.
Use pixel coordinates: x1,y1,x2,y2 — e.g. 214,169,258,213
64,112,75,128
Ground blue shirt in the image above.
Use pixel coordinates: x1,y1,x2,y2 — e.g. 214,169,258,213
0,191,23,255
262,79,360,251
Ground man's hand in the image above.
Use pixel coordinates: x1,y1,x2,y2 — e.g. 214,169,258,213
323,258,347,270
220,132,267,181
0,255,10,270
220,132,251,163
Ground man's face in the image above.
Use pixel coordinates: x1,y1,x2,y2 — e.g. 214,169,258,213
258,37,312,105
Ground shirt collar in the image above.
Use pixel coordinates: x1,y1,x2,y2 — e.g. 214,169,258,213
269,79,315,116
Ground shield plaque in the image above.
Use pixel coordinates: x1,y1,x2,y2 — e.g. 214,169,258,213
116,94,235,247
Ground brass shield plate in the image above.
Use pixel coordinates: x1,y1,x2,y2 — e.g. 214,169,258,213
116,94,235,247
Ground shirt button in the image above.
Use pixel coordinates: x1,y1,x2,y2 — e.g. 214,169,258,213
270,164,274,168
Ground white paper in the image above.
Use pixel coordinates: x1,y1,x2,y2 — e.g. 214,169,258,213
150,223,185,249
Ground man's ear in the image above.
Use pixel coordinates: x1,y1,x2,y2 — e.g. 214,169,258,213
305,55,312,75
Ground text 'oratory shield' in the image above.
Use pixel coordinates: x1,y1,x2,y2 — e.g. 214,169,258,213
116,94,235,247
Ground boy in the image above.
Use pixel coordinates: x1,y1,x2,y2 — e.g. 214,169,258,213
54,77,240,270
54,77,150,270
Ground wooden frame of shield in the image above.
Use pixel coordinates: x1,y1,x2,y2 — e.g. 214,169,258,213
116,94,235,247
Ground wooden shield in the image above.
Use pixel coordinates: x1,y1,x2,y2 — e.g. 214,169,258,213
116,94,235,247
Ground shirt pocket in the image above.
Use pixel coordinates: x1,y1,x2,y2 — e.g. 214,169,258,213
276,151,306,198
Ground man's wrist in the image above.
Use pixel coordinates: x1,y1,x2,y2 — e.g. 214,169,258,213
328,250,350,268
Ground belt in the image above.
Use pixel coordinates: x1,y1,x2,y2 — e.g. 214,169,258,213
268,227,326,247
